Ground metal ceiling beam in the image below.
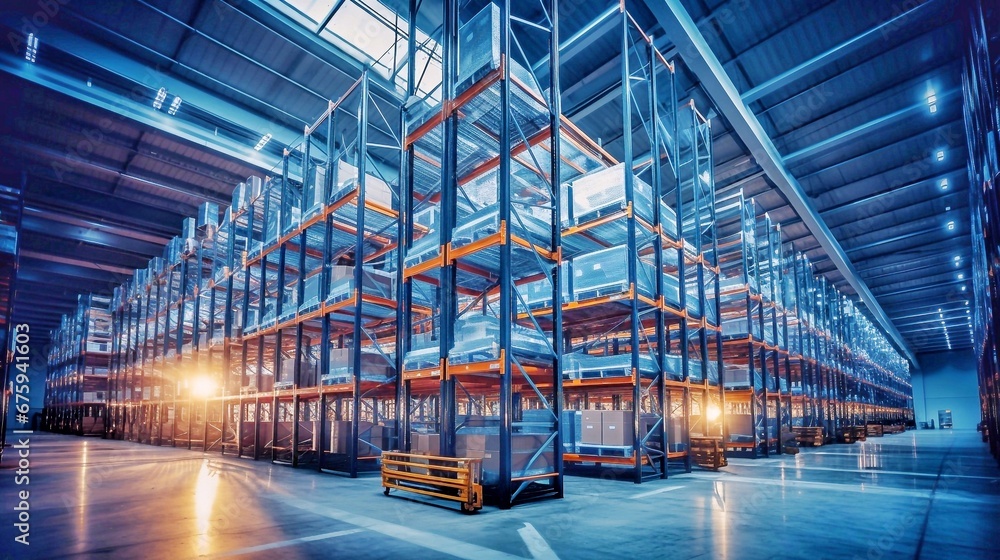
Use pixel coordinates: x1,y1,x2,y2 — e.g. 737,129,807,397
20,233,151,271
22,206,170,246
875,278,967,299
741,0,938,103
796,120,968,184
22,162,199,218
0,24,284,171
867,268,968,292
896,315,970,328
19,257,123,284
855,250,966,275
134,0,331,104
25,183,183,237
862,258,966,283
7,138,231,206
19,215,162,257
783,89,960,165
15,104,250,188
821,168,963,217
890,305,971,322
15,269,113,293
19,250,135,276
783,196,968,247
645,0,918,367
881,298,971,316
845,222,964,254
846,237,968,266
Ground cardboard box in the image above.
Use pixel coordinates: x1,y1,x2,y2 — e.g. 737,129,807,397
331,421,373,454
411,432,441,455
456,433,500,452
464,450,500,484
602,410,635,446
581,410,603,444
371,424,397,448
512,450,555,473
513,433,549,452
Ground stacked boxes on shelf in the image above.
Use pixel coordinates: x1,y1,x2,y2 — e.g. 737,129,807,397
42,0,916,505
92,72,404,475
716,191,772,457
44,294,111,435
778,248,912,438
554,7,716,484
226,73,402,472
759,216,790,446
399,0,563,508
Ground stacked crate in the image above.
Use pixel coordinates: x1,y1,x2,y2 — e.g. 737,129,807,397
44,294,111,435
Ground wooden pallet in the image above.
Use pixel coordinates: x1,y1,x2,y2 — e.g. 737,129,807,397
690,436,727,470
791,426,825,447
836,427,856,444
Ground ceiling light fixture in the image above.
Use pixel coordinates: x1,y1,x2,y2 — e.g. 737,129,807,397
167,96,182,116
153,87,167,110
947,221,955,230
940,178,949,190
936,150,945,161
254,133,272,151
25,33,38,63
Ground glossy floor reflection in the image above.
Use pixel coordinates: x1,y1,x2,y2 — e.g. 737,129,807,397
1,430,998,559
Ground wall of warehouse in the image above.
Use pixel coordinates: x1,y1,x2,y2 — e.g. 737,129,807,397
912,350,981,429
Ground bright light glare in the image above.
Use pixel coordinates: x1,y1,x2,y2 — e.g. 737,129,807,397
706,403,721,422
190,375,216,398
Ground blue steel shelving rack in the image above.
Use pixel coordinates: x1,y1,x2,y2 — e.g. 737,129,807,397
554,5,688,483
399,0,564,508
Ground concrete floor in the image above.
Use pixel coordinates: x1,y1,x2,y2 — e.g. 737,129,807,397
1,430,998,559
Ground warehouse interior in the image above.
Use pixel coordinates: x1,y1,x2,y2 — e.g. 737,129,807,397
0,0,998,557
